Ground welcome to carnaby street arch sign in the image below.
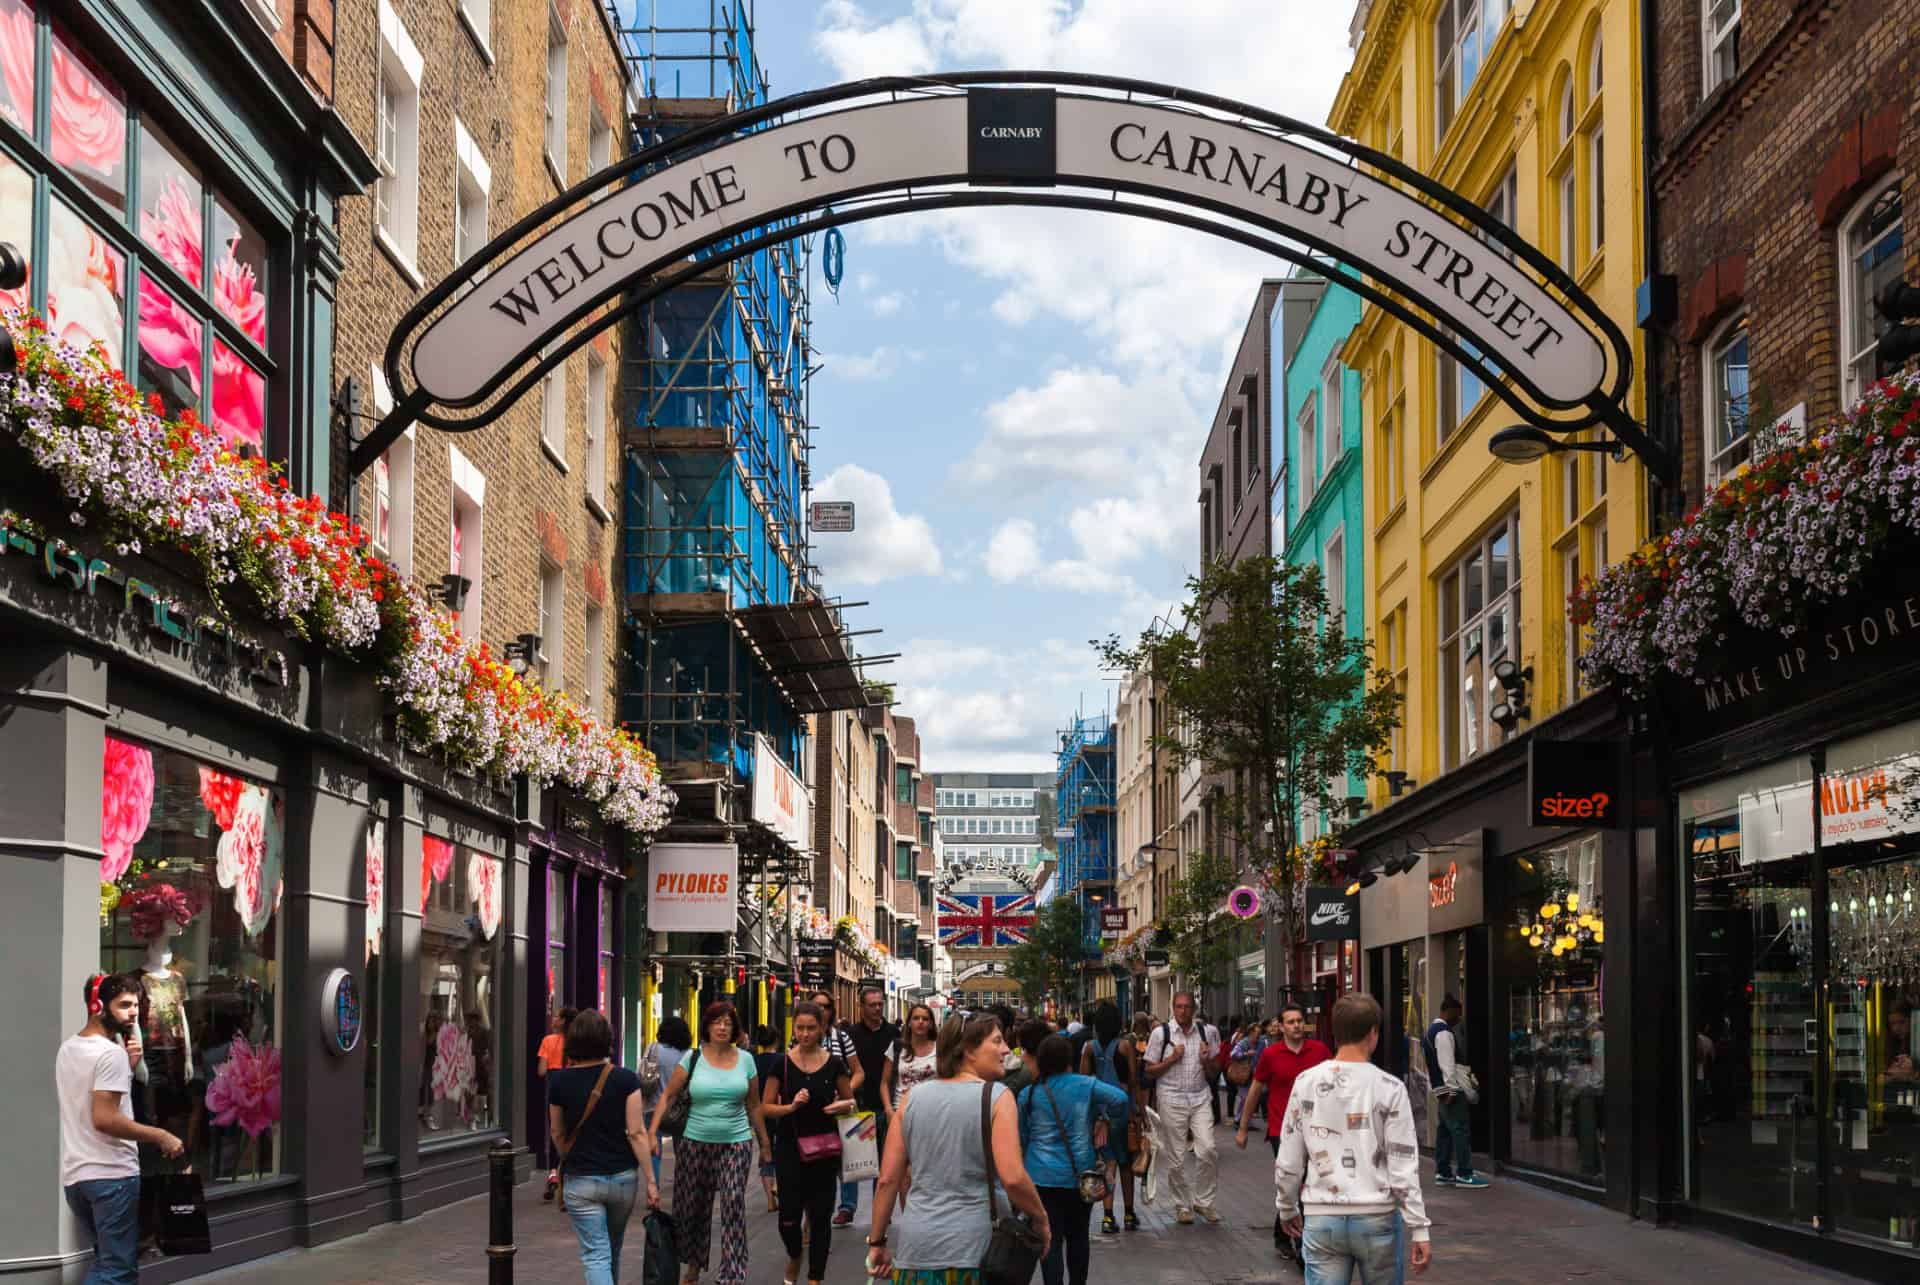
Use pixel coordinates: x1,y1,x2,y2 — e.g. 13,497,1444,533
353,72,1662,479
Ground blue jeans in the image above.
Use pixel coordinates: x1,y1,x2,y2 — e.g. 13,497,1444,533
564,1169,640,1285
64,1177,140,1285
1434,1093,1474,1179
837,1176,871,1215
1301,1211,1406,1285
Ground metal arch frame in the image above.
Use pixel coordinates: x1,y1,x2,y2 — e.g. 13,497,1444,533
352,70,1671,482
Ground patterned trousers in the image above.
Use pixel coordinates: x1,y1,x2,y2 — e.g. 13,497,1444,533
672,1139,755,1284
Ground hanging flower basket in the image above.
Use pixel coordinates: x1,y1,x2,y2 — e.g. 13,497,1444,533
1572,371,1920,694
0,313,675,835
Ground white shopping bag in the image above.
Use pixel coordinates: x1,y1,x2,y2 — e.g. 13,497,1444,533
837,1110,880,1182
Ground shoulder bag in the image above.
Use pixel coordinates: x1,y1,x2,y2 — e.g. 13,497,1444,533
980,1082,1045,1285
1040,1080,1108,1204
657,1050,701,1139
554,1063,614,1212
789,1054,843,1162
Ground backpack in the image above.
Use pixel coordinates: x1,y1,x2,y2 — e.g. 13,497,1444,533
639,1042,663,1095
1091,1036,1126,1089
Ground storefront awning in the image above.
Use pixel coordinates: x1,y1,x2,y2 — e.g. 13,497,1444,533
734,599,883,714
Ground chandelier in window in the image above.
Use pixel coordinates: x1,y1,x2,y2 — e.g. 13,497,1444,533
1517,891,1603,957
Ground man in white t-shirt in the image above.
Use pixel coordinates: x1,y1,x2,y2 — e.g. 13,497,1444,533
1142,989,1223,1224
57,973,185,1283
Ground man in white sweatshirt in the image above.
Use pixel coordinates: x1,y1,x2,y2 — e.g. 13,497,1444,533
1274,993,1432,1281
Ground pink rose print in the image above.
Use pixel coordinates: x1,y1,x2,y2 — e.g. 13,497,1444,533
431,1020,475,1115
145,173,203,284
100,735,154,884
125,880,203,943
0,0,32,134
46,205,123,363
214,243,266,345
421,834,454,906
366,821,385,961
48,33,125,184
215,785,279,937
137,275,203,396
205,1035,281,1137
197,766,243,829
468,851,501,941
211,340,264,452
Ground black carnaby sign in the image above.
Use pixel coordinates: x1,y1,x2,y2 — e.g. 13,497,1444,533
967,88,1056,184
1305,885,1360,941
1528,739,1627,829
1655,561,1920,746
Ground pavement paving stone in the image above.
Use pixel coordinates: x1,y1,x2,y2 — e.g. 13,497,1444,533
194,1123,1873,1284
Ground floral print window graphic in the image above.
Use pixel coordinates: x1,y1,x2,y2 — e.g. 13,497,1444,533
0,3,270,452
421,835,496,1135
98,737,284,1185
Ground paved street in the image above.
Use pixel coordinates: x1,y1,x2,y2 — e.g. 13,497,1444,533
198,1123,1869,1285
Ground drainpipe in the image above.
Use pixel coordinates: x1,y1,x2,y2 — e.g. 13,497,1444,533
1640,0,1669,532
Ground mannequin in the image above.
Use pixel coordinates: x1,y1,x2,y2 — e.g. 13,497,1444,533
141,922,195,1145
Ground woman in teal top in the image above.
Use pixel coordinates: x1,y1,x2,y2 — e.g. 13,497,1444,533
647,1002,771,1285
1019,1035,1130,1285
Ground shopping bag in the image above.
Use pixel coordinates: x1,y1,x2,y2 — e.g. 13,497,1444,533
837,1110,880,1182
151,1170,212,1255
643,1210,679,1285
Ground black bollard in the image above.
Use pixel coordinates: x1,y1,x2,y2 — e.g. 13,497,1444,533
487,1138,516,1285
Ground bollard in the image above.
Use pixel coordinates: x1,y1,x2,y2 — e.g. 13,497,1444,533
487,1138,516,1285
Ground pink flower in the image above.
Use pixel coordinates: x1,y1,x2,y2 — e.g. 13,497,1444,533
205,1036,281,1137
100,735,154,884
431,1020,475,1108
469,851,500,940
215,785,280,937
197,766,244,829
210,341,263,451
0,0,32,133
366,821,385,961
46,212,123,362
48,37,124,182
421,834,454,905
144,174,203,285
136,275,202,395
125,881,203,942
213,245,266,346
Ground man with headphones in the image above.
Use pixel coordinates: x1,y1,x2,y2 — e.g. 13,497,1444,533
57,973,185,1282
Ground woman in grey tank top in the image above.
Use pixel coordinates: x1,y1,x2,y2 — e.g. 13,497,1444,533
865,1014,1050,1283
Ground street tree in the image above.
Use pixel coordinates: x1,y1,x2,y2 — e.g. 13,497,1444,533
1158,851,1240,999
1097,556,1401,938
1006,897,1087,1009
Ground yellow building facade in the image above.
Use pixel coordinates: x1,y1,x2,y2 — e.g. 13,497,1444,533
1330,0,1649,803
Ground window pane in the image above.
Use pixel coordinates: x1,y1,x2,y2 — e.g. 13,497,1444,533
211,338,264,453
139,122,202,287
0,0,34,133
422,844,498,1136
98,738,283,1186
1441,570,1460,639
1464,546,1485,619
1489,523,1511,601
50,24,126,209
212,196,268,346
47,198,124,364
137,275,202,418
0,148,29,312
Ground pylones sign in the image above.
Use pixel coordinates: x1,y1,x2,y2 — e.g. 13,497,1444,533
647,842,739,934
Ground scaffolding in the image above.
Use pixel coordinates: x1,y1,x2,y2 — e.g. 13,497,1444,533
1055,714,1117,952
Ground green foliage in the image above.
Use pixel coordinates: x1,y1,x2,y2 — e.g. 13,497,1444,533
1097,556,1401,932
1005,898,1087,1007
1159,851,1241,987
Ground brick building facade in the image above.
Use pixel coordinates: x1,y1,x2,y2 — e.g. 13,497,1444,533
1651,0,1915,500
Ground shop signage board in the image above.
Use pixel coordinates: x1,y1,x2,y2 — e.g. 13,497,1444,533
1305,886,1360,941
1361,829,1485,947
1736,719,1920,863
1099,906,1128,938
809,501,855,532
1528,739,1628,828
751,733,812,850
647,842,739,933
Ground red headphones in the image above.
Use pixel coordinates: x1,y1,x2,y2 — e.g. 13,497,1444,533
86,973,106,1017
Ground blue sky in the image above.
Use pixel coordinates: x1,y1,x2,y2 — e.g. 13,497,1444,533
703,2,1358,769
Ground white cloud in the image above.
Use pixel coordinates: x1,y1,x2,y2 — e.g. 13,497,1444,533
870,290,907,317
811,464,945,584
955,365,1198,496
889,635,1110,771
829,344,919,380
984,518,1135,598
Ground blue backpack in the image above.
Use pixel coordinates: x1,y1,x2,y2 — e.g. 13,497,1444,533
1091,1036,1126,1088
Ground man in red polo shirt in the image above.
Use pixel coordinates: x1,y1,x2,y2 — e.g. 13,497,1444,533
1235,1001,1331,1261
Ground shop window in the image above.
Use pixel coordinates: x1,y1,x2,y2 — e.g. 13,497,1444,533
1702,0,1740,94
97,737,283,1186
598,883,615,1013
419,835,500,1137
544,5,569,180
453,117,489,265
375,0,422,268
0,14,271,452
1506,833,1606,1182
548,864,570,1021
1840,176,1904,406
363,818,385,1151
1703,314,1751,488
1439,512,1520,768
583,599,604,719
586,351,607,509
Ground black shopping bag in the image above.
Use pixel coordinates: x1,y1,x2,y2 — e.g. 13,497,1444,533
151,1170,212,1255
643,1210,679,1285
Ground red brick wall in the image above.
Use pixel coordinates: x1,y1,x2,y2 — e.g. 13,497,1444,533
1652,0,1919,502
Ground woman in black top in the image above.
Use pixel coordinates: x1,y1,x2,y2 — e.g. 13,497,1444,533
547,1010,649,1285
761,1002,855,1285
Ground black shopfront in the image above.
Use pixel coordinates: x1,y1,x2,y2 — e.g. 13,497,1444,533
1649,566,1920,1278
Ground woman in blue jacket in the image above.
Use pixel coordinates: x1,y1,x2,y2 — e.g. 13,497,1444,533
1019,1034,1131,1285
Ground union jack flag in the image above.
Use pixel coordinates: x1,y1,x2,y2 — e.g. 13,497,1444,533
937,892,1035,948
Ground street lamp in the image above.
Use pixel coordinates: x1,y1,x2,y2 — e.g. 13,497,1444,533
1488,425,1627,465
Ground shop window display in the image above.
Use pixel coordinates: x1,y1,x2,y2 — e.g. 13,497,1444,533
418,835,500,1137
96,736,282,1186
363,819,385,1150
1506,833,1606,1182
548,864,569,1020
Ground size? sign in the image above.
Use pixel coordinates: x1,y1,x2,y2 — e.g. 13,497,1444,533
1527,739,1626,829
809,501,855,532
